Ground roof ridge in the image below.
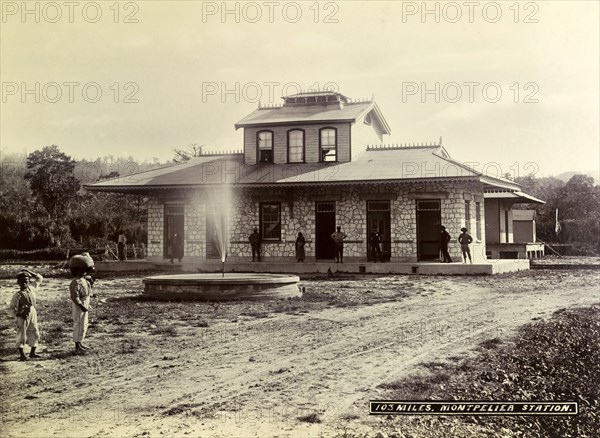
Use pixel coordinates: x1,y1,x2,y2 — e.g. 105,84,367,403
257,103,283,109
198,149,244,156
347,98,373,104
367,142,440,150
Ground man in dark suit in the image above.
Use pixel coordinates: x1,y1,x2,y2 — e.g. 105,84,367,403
440,225,452,263
249,228,261,261
369,231,382,262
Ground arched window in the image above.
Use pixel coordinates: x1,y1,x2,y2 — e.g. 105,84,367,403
257,130,273,163
319,127,337,162
287,129,305,163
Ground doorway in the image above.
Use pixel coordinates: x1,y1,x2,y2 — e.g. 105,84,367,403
205,211,224,260
366,201,391,261
315,202,336,260
164,204,184,259
416,200,441,261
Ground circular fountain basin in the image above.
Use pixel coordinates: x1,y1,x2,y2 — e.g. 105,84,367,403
142,273,301,301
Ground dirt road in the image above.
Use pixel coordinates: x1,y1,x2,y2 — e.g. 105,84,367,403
1,271,598,437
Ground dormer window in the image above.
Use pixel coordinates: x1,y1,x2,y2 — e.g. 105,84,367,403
287,129,305,163
320,127,337,162
257,130,273,163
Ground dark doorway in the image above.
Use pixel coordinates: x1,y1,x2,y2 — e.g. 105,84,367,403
206,211,223,259
315,202,336,260
416,200,441,261
367,201,391,261
164,204,184,259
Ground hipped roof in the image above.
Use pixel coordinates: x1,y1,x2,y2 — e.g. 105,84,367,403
85,146,523,194
234,101,391,134
484,190,545,204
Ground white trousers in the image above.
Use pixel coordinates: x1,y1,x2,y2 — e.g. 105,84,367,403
16,308,39,348
72,304,89,342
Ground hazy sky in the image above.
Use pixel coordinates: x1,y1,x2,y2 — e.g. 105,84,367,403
1,1,598,179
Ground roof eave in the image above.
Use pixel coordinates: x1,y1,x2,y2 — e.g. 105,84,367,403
235,118,358,130
84,175,482,192
515,191,545,204
480,175,522,191
483,190,545,205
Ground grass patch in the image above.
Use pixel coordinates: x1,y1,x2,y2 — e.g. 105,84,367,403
339,413,360,421
379,372,451,396
151,325,178,336
239,311,270,319
297,413,321,423
478,337,503,350
380,305,600,437
120,338,142,354
163,403,204,416
43,323,66,346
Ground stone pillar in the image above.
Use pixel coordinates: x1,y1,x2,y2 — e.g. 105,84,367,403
147,199,164,261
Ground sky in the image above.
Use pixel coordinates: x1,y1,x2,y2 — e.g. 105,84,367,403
1,0,599,180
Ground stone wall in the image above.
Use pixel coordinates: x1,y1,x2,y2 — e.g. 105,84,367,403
147,199,163,259
146,180,486,263
185,196,206,258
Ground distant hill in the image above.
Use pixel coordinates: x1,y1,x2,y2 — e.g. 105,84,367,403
554,170,599,183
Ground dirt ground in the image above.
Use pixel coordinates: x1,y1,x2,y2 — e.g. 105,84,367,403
0,266,598,437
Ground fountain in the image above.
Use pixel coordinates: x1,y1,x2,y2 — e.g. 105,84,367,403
143,184,301,301
142,273,301,301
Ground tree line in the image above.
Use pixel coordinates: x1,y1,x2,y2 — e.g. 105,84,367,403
0,146,156,251
1,145,598,255
516,174,600,255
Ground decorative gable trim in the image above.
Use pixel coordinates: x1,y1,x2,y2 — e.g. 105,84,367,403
359,192,398,201
310,194,343,201
408,191,450,199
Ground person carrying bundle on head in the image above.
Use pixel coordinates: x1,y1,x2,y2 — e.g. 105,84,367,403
69,253,95,354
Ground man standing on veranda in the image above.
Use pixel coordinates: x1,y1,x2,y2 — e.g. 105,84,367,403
331,226,347,263
249,228,262,262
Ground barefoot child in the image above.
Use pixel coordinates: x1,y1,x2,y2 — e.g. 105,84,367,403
69,254,94,354
10,269,43,361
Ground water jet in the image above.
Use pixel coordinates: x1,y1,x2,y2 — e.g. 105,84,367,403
143,185,301,300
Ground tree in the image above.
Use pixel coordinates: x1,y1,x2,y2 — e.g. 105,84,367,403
555,175,600,246
0,152,32,218
516,173,600,253
0,153,35,248
24,145,81,223
173,144,204,163
558,175,599,219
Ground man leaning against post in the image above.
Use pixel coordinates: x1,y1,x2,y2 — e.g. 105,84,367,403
440,225,453,263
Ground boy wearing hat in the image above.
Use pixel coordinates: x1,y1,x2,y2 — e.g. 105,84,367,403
458,227,473,264
10,269,43,361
